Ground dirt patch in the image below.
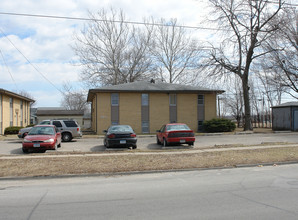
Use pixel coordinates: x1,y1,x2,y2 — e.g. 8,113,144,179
1,146,298,178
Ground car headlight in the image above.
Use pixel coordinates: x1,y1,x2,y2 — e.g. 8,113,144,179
23,139,32,143
44,138,54,143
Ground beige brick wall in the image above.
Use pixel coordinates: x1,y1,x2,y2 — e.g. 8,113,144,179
149,93,170,133
119,93,142,132
92,92,218,134
97,93,111,133
177,94,197,131
205,93,217,120
1,94,31,134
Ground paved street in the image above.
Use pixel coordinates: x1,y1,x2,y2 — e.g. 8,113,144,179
0,132,298,155
1,164,298,219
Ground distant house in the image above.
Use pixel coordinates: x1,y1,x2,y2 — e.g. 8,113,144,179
87,81,224,134
272,102,298,131
36,107,84,128
0,89,34,135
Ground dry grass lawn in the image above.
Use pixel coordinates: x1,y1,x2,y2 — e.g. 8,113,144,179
1,146,298,178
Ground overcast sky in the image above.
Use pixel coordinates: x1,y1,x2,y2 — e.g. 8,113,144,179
0,0,215,107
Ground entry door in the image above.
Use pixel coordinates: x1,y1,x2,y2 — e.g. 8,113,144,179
294,110,298,131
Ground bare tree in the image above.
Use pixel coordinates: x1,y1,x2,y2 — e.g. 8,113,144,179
221,77,244,127
73,8,155,87
150,18,202,84
60,83,88,111
206,0,282,130
18,90,36,107
264,8,297,99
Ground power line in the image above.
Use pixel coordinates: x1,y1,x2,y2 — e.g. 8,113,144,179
0,49,18,90
0,28,64,94
0,11,223,31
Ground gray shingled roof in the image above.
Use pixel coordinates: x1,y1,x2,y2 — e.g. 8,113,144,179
88,81,224,101
271,102,298,108
0,88,35,102
36,109,84,116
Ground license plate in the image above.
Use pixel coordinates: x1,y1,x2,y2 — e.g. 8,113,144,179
33,143,40,147
180,139,186,143
120,140,126,144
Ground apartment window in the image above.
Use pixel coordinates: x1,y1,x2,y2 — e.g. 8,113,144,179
169,94,177,123
142,121,149,133
111,93,119,125
197,94,205,131
20,101,23,127
198,95,204,105
10,98,13,126
169,94,177,106
141,94,149,106
111,93,119,106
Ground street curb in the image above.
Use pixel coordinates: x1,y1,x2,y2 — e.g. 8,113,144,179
1,160,298,181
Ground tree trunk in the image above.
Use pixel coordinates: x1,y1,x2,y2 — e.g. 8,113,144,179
242,75,252,131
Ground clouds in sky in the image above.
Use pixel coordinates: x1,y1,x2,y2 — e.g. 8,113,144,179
0,0,211,107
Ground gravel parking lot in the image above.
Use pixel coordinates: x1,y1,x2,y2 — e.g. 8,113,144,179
0,132,298,155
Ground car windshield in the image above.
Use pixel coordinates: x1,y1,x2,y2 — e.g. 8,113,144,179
28,127,55,135
109,125,133,133
167,124,190,131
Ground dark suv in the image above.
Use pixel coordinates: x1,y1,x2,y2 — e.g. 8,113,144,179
39,120,82,142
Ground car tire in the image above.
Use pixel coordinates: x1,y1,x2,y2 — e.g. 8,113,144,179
57,142,61,148
163,138,168,147
188,142,194,146
156,136,161,145
22,148,29,154
62,132,72,142
132,145,137,149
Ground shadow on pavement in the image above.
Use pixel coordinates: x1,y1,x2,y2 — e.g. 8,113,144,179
10,148,23,155
147,143,194,150
90,145,133,152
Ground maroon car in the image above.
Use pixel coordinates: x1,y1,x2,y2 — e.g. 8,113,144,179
156,123,195,147
22,125,61,153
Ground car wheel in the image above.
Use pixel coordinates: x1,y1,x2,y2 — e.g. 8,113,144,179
22,148,29,154
57,142,61,148
62,133,72,142
156,136,161,145
132,145,137,149
188,142,194,146
163,138,168,147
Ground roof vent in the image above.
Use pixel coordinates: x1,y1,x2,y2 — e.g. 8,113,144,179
150,79,155,84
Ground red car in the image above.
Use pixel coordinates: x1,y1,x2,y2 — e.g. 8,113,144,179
22,125,62,153
156,123,195,146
